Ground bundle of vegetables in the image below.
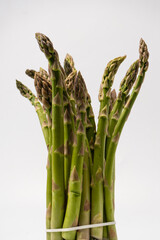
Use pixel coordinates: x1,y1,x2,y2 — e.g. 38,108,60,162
16,33,149,240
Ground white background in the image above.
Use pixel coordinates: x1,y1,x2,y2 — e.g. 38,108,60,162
0,0,160,239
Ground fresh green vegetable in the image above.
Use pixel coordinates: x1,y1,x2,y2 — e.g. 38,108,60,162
16,35,149,240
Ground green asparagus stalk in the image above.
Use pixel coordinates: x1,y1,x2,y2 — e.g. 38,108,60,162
86,93,96,159
48,56,66,82
45,111,52,240
35,33,65,240
103,211,108,240
63,70,78,192
108,59,139,142
64,103,73,193
64,53,77,116
105,90,116,221
17,79,52,240
77,88,93,240
16,80,49,147
65,70,77,115
73,73,92,240
105,89,117,216
105,60,139,239
109,89,117,114
104,38,149,240
64,68,93,167
91,104,108,240
108,62,139,185
77,142,90,240
62,71,87,240
46,118,52,240
91,56,126,239
26,68,53,240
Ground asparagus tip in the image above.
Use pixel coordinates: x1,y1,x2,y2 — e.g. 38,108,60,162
65,70,77,95
16,79,20,88
64,53,75,76
139,38,149,71
25,69,36,79
74,71,87,104
120,59,139,95
121,55,127,61
16,79,28,97
35,32,55,59
102,55,126,91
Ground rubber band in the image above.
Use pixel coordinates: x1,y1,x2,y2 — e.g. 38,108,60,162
46,221,116,232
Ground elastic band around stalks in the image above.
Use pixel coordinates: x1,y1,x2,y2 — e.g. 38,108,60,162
46,221,116,233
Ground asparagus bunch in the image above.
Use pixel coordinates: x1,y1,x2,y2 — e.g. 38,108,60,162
16,34,149,240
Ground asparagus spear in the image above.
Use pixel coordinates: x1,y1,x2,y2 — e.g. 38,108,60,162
77,142,90,240
71,72,92,240
65,70,77,115
108,59,139,136
26,68,53,240
62,66,77,192
17,74,52,240
98,56,126,111
105,89,117,214
104,39,149,240
34,72,52,110
64,102,74,193
77,90,93,240
62,71,87,240
64,69,92,206
91,56,126,239
109,89,117,114
61,67,77,195
26,68,52,110
64,53,76,76
64,54,77,116
86,93,96,159
16,80,49,147
105,60,139,239
35,33,65,240
46,119,52,240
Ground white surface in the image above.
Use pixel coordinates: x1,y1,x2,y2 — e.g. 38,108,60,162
0,0,160,239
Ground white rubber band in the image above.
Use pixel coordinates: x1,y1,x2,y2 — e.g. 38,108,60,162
46,221,116,233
